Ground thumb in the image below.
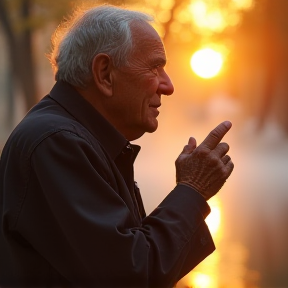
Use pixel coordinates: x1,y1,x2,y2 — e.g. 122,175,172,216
181,137,197,154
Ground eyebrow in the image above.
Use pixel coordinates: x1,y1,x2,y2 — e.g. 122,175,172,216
150,57,167,67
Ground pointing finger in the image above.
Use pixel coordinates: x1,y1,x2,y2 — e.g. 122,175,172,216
200,121,232,151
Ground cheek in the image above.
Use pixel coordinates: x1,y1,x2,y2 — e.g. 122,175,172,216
121,74,159,116
140,79,159,106
147,75,159,87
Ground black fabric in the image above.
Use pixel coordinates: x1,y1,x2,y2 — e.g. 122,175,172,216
0,81,215,287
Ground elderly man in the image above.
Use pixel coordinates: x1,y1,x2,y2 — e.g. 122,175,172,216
0,5,234,287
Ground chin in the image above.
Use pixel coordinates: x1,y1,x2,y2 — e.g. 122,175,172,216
129,121,158,141
146,122,158,133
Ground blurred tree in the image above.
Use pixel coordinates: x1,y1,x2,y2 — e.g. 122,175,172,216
0,0,72,127
256,0,288,133
230,0,288,134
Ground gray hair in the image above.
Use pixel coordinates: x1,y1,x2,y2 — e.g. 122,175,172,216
48,5,154,88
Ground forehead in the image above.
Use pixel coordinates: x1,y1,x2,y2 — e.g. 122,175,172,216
129,21,166,62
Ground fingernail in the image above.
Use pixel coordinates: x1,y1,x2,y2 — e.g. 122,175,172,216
224,121,232,129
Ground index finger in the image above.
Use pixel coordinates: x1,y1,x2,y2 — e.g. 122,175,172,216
200,121,232,150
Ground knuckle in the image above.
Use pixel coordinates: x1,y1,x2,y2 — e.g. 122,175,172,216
196,147,210,157
175,154,189,167
221,166,228,175
209,154,219,166
183,144,190,151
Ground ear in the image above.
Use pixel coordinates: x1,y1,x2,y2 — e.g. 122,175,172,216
92,53,113,97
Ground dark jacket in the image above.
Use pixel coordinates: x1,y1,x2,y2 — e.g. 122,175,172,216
0,81,215,287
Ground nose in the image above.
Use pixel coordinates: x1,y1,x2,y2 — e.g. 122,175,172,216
157,70,174,96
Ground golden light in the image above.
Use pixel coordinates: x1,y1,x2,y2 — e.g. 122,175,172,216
188,1,226,33
205,198,221,235
232,0,254,10
192,272,212,288
159,0,175,10
177,196,222,288
190,48,223,79
187,0,255,32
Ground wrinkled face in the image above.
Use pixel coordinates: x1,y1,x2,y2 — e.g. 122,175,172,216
108,21,174,141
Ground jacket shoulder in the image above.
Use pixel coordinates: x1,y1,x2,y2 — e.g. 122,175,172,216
3,96,97,159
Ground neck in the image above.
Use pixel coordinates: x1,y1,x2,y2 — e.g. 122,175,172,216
74,84,143,141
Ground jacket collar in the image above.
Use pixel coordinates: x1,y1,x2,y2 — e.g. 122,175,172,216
49,81,140,160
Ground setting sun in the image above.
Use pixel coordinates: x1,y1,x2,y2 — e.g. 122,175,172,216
190,48,223,79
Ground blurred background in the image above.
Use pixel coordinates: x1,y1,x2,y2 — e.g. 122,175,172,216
0,0,288,287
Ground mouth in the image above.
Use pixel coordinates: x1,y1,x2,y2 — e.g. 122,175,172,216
149,104,161,116
149,104,161,109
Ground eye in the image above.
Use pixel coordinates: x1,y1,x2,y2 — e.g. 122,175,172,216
151,65,161,75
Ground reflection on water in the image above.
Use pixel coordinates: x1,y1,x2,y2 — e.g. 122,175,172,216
135,91,288,287
176,196,260,288
189,272,214,288
206,197,221,236
176,196,223,288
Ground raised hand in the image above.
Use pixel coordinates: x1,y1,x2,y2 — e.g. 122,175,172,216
175,121,234,200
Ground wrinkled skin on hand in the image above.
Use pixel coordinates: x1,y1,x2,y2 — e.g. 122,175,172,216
175,121,234,201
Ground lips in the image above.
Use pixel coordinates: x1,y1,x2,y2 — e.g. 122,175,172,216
149,104,161,116
149,103,161,109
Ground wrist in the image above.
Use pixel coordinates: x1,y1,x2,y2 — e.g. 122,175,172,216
177,182,207,201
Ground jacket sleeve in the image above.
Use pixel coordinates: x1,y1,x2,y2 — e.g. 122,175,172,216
20,130,215,287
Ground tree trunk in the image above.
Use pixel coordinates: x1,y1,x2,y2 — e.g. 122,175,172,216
0,0,38,117
257,0,279,130
18,0,38,110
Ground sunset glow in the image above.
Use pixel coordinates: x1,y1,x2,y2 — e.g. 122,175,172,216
192,272,212,288
189,1,226,32
190,48,223,79
188,0,254,33
232,0,254,10
205,197,221,235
